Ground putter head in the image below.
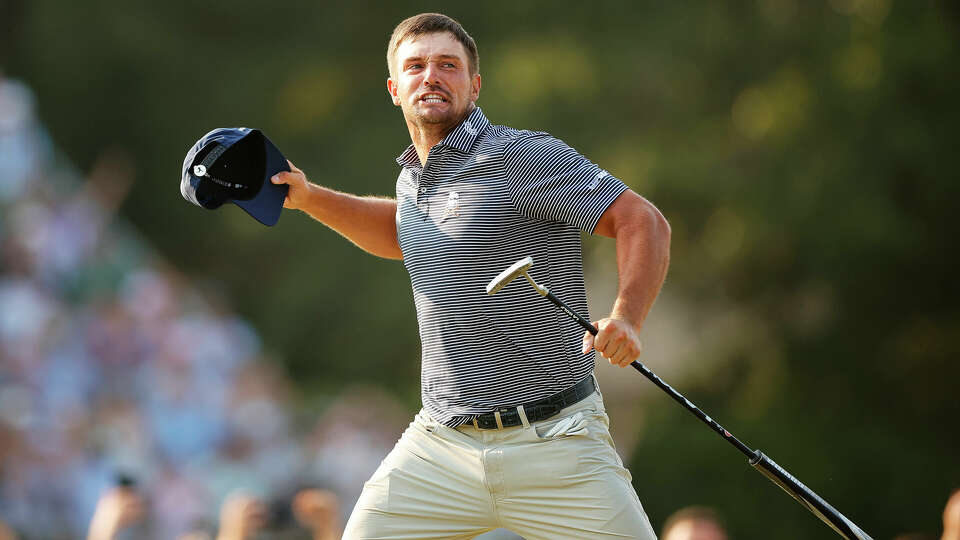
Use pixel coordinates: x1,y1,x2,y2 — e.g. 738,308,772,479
486,256,534,295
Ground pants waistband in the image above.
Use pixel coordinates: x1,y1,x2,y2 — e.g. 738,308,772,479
470,375,597,430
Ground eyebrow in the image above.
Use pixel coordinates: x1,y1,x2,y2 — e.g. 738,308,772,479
403,54,463,65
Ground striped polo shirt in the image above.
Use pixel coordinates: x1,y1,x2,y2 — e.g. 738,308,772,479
395,107,628,427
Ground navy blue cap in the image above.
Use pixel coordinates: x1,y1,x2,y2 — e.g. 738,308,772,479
181,127,290,226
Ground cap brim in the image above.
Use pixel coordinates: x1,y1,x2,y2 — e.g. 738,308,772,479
232,133,289,227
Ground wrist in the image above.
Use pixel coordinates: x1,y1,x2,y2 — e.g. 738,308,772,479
295,182,324,214
608,312,642,332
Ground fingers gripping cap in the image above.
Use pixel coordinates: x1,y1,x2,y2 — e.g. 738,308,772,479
180,127,290,226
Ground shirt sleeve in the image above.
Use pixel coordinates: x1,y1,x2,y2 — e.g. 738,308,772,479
503,132,628,234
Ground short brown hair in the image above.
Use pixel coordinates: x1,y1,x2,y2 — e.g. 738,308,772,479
387,13,479,77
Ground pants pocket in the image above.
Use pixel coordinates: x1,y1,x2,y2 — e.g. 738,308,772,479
534,411,590,439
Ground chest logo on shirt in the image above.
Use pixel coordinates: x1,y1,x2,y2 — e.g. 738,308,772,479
441,191,461,222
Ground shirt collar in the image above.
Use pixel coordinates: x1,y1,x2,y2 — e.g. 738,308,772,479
395,107,491,168
438,106,490,153
395,145,419,169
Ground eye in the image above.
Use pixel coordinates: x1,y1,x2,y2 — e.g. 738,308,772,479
406,63,423,71
443,62,457,68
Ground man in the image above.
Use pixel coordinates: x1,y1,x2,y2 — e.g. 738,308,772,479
271,13,670,539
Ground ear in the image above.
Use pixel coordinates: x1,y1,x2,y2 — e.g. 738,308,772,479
387,77,401,106
470,73,482,102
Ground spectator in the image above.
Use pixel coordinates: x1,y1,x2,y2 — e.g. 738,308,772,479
661,506,728,540
292,488,341,540
215,491,267,540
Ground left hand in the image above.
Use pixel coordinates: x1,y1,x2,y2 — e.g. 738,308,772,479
582,318,643,368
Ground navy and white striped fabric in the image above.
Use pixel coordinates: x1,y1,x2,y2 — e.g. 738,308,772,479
395,107,628,427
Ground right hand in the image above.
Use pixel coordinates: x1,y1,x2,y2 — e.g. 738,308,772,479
582,317,643,368
271,160,312,210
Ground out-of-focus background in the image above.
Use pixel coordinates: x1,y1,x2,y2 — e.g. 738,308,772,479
1,1,957,538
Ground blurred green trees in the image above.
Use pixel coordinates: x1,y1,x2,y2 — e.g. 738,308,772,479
7,1,958,537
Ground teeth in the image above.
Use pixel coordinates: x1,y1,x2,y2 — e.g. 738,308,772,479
422,95,445,102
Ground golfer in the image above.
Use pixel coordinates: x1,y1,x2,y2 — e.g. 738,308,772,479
272,13,670,539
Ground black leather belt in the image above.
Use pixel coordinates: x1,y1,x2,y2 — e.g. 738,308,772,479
470,376,597,430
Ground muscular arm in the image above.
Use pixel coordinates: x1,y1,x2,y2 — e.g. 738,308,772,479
271,161,402,260
583,189,671,367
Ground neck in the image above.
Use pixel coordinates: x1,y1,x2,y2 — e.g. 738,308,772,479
406,104,474,166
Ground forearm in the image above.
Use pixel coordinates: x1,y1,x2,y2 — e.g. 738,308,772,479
609,200,671,331
585,191,670,366
299,183,402,260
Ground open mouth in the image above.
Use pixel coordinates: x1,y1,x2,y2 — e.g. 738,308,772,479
419,93,448,103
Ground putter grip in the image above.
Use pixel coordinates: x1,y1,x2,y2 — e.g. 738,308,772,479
750,452,872,540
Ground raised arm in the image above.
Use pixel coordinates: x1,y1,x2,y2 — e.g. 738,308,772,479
582,189,671,367
271,161,402,260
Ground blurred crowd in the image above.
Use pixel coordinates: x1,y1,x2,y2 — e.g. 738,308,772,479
0,75,407,539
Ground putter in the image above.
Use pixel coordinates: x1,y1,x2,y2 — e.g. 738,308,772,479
486,256,595,334
486,256,873,540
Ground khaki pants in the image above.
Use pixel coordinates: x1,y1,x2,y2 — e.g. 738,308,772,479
343,387,657,539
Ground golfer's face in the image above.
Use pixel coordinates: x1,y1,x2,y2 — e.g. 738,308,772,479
389,32,480,127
